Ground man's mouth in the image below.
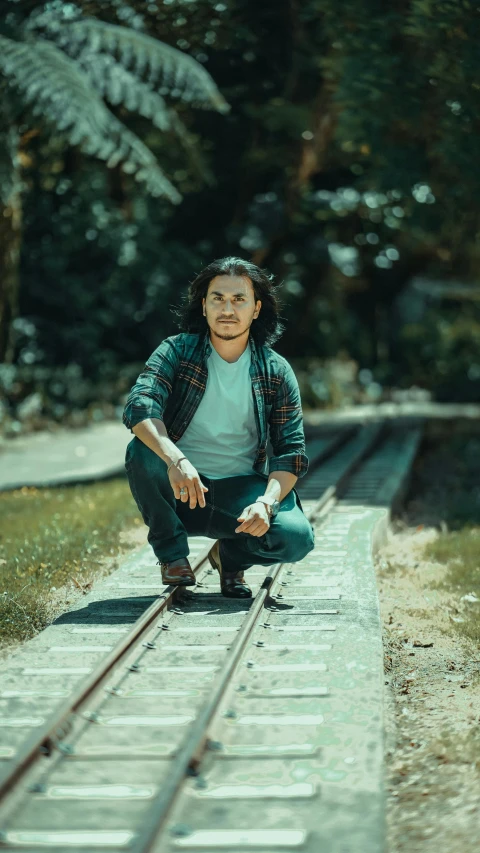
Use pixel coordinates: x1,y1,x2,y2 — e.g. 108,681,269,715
218,319,236,323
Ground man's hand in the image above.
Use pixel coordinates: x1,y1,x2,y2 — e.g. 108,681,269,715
235,501,271,536
168,458,208,509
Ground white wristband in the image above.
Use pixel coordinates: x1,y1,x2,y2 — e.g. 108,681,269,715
255,497,273,516
167,456,186,473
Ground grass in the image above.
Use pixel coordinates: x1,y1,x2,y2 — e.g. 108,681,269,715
425,529,480,646
0,477,142,647
402,420,480,648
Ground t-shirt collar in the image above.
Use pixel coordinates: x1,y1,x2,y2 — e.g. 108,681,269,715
202,328,258,363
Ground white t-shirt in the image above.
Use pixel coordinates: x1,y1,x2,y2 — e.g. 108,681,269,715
176,342,258,479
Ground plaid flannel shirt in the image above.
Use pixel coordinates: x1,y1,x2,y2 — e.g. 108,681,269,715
122,330,309,479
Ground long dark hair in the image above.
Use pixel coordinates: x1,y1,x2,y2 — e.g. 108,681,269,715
172,257,285,346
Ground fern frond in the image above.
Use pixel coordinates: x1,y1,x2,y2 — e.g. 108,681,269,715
26,11,230,114
76,51,171,131
0,35,181,202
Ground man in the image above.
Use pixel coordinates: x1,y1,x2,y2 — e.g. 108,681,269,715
123,256,315,598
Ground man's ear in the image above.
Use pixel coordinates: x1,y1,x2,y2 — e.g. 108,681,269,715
254,299,262,318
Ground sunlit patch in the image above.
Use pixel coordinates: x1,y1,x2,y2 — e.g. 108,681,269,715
173,829,307,848
2,830,133,846
221,743,317,756
1,690,68,698
248,663,327,672
102,715,193,726
48,645,110,652
146,665,217,673
236,714,324,725
0,717,44,727
195,782,315,798
22,667,91,675
45,784,156,799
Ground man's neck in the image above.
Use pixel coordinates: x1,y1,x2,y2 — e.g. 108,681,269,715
209,329,250,363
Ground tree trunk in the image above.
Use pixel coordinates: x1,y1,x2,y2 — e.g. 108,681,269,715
0,126,23,364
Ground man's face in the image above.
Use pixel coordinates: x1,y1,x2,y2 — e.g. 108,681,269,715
202,275,262,341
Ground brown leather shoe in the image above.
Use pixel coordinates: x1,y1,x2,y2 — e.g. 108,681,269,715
207,541,252,599
158,558,196,586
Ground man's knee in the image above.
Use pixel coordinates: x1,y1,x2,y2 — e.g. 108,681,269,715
289,520,315,561
267,518,315,563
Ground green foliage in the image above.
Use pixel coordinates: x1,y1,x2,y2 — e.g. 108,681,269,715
0,34,180,202
399,307,480,401
27,8,229,111
16,148,208,377
5,0,480,401
0,1,228,203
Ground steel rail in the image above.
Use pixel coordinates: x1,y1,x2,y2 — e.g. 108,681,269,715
0,427,357,806
307,420,385,513
300,422,357,471
0,544,214,801
131,497,326,853
132,420,386,853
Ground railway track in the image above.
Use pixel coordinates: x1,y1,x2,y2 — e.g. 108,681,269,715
0,421,422,852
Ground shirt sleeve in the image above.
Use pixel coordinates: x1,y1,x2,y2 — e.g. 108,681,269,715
268,361,309,478
122,337,180,432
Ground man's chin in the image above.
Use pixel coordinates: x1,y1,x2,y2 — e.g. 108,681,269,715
211,325,246,341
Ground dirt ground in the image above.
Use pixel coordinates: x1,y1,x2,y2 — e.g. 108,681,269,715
377,522,480,853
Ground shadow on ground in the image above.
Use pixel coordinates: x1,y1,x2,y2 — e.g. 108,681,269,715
51,592,272,625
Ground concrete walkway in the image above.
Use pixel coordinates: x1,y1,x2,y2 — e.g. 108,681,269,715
0,418,336,491
0,425,423,852
0,422,132,491
1,402,477,492
304,401,480,425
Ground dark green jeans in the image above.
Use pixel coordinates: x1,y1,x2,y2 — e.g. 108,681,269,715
125,437,315,574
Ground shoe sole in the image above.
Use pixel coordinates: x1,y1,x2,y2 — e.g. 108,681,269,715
161,574,196,587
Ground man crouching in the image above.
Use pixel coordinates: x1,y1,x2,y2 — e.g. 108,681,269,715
122,256,315,598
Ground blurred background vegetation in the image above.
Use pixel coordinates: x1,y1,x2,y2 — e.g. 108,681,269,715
1,0,480,438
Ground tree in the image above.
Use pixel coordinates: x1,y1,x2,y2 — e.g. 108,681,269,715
9,0,480,402
0,0,228,362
